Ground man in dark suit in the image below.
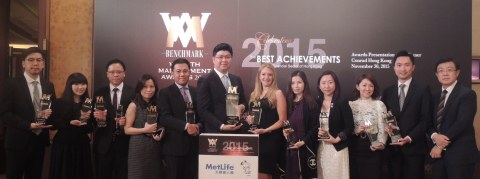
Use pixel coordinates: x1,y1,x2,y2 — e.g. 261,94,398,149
197,43,247,133
428,58,478,179
0,47,56,179
382,50,432,179
158,58,201,179
92,59,134,179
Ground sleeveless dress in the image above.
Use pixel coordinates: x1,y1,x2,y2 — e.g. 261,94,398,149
251,98,284,174
127,102,162,179
317,109,350,179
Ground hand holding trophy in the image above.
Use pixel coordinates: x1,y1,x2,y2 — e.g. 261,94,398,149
145,105,165,140
93,96,107,127
79,98,93,125
383,111,402,144
33,94,53,129
318,112,330,140
283,120,298,149
114,104,125,135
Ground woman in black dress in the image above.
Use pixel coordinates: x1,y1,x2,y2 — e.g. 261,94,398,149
245,63,287,179
49,73,93,179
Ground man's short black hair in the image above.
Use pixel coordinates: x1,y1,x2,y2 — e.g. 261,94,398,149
434,58,460,72
212,43,233,57
22,47,45,61
105,59,126,72
393,50,415,65
171,58,191,70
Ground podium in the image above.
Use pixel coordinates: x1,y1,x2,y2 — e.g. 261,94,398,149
199,133,259,179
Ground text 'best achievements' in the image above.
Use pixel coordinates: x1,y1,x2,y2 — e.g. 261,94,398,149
225,86,240,125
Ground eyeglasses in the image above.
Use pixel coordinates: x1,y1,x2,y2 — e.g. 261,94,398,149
215,56,232,60
107,71,125,75
436,68,457,74
26,58,44,63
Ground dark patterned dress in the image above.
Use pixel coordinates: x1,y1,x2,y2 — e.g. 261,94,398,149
127,102,162,179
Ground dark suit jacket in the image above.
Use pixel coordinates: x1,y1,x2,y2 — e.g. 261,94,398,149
316,98,354,151
427,83,478,165
298,99,320,153
382,80,432,155
158,83,201,156
197,71,247,133
0,75,56,150
92,85,134,154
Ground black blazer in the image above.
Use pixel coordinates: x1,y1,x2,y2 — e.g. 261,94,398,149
92,85,134,154
427,83,478,165
197,71,247,133
297,100,320,152
0,75,56,149
158,83,201,156
382,80,432,155
50,99,93,144
316,98,354,151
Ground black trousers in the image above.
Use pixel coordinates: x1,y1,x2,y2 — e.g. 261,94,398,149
433,158,475,179
5,135,45,179
163,153,198,179
388,149,425,179
95,141,128,179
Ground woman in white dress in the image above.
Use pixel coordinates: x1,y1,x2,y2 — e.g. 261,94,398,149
316,70,354,179
348,73,387,179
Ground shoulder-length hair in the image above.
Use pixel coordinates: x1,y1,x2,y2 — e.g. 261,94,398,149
286,70,318,113
249,63,279,107
133,74,159,109
61,73,89,103
317,70,341,102
353,73,381,99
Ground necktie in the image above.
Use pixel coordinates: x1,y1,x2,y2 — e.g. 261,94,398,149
399,84,406,111
112,88,119,109
181,86,190,103
32,81,42,135
435,90,448,131
222,75,230,90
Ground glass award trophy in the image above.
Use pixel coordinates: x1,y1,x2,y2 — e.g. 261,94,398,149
225,86,240,125
363,117,383,148
94,96,107,127
384,111,402,143
146,105,165,137
114,104,124,135
318,112,330,139
283,120,297,148
249,100,262,131
80,98,92,123
185,102,196,124
36,94,52,125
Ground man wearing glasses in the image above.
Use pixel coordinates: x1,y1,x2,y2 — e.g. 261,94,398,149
197,43,247,133
0,47,56,179
427,58,478,179
92,59,134,179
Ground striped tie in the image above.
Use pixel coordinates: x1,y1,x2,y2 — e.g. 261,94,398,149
435,90,448,131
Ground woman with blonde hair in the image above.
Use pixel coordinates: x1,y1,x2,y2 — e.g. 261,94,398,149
245,63,287,179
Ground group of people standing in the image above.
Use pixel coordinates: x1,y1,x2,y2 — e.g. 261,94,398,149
0,43,477,179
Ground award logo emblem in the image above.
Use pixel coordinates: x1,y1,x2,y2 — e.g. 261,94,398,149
80,98,92,123
94,96,107,127
249,100,262,131
318,112,329,139
384,111,402,143
283,120,297,148
226,86,240,125
207,138,218,152
185,102,196,124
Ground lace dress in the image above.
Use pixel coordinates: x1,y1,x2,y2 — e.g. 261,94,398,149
317,109,350,179
348,99,387,179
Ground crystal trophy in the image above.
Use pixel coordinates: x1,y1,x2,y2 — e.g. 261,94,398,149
318,112,330,139
114,104,124,135
384,111,402,143
225,86,240,125
185,102,196,124
36,94,52,125
94,96,107,127
80,98,92,123
249,100,262,131
146,105,165,137
363,116,383,148
283,120,297,148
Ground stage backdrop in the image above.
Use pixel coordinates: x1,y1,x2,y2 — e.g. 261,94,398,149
94,0,471,99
